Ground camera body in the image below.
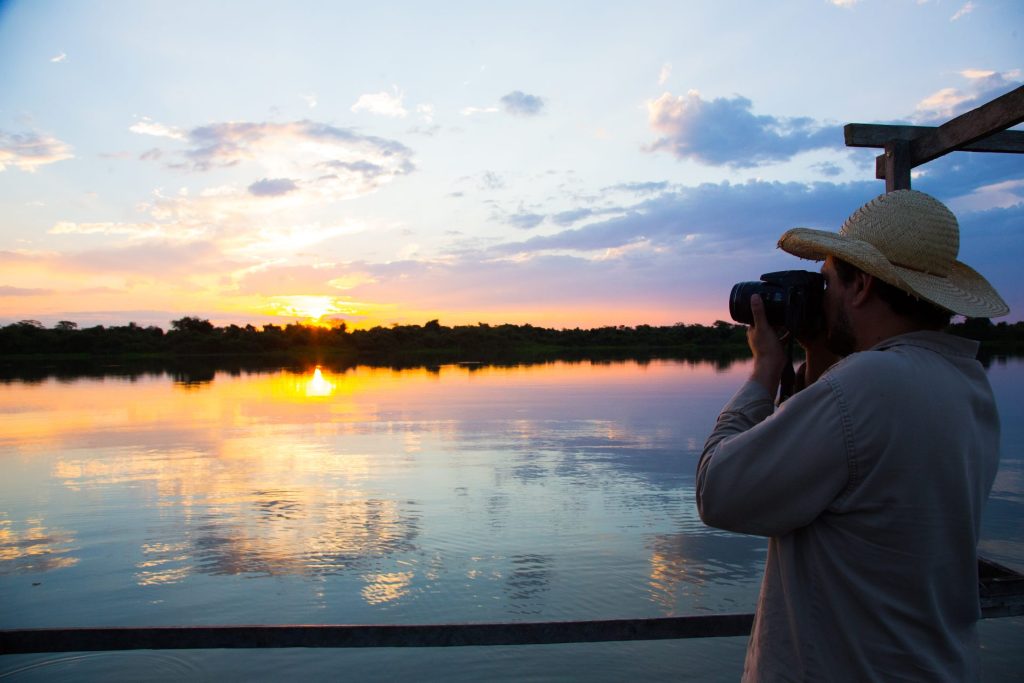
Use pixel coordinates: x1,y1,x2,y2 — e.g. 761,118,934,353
729,270,825,338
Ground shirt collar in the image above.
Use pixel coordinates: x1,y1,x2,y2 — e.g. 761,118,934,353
869,330,980,359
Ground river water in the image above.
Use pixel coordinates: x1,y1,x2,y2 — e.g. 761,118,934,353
1,357,1021,680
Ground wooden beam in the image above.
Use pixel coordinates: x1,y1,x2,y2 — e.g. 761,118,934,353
847,124,1024,154
848,86,1024,184
912,85,1024,166
882,140,913,192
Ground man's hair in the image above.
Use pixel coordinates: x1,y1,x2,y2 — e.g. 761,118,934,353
832,258,952,329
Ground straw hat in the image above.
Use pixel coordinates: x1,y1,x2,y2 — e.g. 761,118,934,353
778,189,1009,318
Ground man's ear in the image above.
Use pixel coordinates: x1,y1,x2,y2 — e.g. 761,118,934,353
850,271,874,308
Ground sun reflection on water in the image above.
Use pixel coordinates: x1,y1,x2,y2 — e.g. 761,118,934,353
304,367,335,398
362,570,415,605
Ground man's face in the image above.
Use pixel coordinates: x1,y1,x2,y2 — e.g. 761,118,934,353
821,257,857,357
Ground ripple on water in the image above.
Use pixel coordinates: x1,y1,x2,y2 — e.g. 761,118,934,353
0,652,206,682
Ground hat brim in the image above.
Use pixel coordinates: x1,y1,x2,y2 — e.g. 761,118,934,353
779,227,1010,319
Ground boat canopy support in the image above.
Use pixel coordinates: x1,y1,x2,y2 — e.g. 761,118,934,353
844,85,1024,192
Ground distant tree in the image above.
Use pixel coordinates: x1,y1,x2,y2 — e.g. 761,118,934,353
54,321,78,330
171,316,215,333
17,320,44,328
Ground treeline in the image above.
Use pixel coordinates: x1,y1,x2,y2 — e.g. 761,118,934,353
1,316,1021,361
0,316,750,361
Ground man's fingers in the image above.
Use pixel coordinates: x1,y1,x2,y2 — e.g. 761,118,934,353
751,293,788,341
750,293,768,328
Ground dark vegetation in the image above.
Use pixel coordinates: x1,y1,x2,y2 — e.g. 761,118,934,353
1,316,1021,370
0,316,750,362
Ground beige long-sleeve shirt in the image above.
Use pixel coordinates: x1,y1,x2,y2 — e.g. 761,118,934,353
697,331,1000,682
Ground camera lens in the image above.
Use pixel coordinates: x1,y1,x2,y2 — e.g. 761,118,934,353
729,282,786,326
729,282,763,325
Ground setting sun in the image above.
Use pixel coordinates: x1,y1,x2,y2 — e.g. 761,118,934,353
263,295,344,325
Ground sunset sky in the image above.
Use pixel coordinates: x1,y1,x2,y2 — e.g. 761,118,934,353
1,0,1021,330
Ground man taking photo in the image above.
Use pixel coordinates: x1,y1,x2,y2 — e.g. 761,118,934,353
697,189,1008,681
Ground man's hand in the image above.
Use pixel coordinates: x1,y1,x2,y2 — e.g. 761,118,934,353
747,294,787,397
796,334,842,387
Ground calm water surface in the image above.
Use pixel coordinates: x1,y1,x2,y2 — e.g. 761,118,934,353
1,358,1021,681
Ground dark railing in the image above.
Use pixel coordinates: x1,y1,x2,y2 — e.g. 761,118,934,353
1,614,755,655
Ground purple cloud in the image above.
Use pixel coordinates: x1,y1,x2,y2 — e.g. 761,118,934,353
647,91,841,167
507,211,546,230
248,178,298,197
500,91,546,117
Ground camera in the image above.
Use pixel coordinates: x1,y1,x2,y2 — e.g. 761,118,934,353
729,270,825,338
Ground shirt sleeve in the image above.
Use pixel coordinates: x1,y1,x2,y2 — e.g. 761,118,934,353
696,375,852,537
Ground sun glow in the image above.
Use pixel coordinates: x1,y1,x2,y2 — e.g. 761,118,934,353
263,295,346,325
305,367,336,398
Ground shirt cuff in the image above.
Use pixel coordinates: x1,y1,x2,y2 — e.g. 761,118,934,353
721,379,775,423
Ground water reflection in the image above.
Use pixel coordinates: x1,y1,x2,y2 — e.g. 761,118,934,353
136,542,191,586
1,358,1019,641
0,361,749,615
646,532,764,613
305,367,336,398
362,570,415,605
0,516,79,574
504,554,553,615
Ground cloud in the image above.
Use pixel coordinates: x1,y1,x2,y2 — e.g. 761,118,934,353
60,241,238,277
130,117,186,140
658,63,672,86
951,2,975,21
912,153,1024,205
171,120,415,177
0,130,74,172
553,208,596,226
351,88,408,118
44,118,412,285
0,242,241,287
128,121,415,228
812,161,843,177
0,285,53,296
248,178,298,197
0,250,41,265
489,180,881,258
506,211,546,230
948,179,1024,213
913,70,1021,123
606,181,670,195
318,181,891,325
28,170,1022,328
130,186,368,255
49,221,167,239
50,52,67,63
479,171,505,190
646,91,841,167
830,0,860,7
500,91,546,117
302,93,318,109
233,263,377,297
